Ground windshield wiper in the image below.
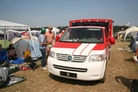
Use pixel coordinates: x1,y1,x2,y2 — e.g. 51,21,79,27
73,38,79,42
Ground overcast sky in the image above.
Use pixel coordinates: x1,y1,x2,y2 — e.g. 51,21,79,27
0,0,138,27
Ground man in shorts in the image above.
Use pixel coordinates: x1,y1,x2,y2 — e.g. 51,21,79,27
45,26,55,65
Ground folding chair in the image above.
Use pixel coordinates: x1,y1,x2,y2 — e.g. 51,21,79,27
22,49,37,71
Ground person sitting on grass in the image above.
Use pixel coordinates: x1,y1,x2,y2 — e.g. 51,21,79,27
0,44,10,67
7,44,17,60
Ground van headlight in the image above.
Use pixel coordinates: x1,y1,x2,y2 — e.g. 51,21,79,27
88,54,106,62
49,51,55,58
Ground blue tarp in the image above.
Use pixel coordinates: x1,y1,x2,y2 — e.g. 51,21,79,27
10,58,24,64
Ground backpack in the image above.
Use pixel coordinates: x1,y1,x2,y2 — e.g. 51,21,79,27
23,49,33,62
0,67,9,87
23,49,31,59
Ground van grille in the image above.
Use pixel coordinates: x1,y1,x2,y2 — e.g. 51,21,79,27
56,53,87,62
53,64,87,72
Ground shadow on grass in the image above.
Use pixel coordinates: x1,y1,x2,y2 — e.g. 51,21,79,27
49,73,101,86
124,58,134,63
115,76,132,90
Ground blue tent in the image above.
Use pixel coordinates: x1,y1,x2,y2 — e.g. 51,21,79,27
13,38,42,60
0,49,8,63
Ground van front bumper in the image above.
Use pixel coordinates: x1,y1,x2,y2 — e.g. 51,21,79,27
48,57,107,81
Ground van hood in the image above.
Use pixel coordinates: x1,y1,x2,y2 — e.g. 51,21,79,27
53,42,106,55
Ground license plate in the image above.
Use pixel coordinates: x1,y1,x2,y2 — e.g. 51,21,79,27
60,71,77,78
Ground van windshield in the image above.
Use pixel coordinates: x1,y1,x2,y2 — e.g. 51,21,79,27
60,28,103,43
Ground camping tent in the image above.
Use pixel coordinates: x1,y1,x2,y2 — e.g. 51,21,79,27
12,37,42,60
117,31,125,35
6,29,23,41
30,30,40,36
124,26,138,41
0,30,4,34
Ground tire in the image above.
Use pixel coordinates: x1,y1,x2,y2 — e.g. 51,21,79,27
99,63,107,83
108,51,111,60
99,74,105,83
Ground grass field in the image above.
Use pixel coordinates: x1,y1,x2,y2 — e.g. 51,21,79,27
0,39,11,48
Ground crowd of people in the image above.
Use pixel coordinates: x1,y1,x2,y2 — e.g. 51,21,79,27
0,26,65,70
38,26,64,70
1,26,138,70
113,30,138,65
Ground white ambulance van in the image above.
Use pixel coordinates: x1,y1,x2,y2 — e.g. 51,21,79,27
48,19,115,82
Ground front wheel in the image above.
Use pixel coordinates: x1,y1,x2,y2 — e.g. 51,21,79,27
99,74,105,83
99,64,107,83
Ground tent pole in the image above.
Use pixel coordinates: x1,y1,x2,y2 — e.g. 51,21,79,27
28,27,37,58
4,28,6,48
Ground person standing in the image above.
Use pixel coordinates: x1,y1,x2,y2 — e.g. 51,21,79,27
38,28,47,70
45,26,55,64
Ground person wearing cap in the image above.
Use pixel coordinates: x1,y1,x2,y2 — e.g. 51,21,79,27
45,26,55,63
38,28,47,70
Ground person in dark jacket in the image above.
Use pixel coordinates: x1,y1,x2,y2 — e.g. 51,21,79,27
7,44,17,60
38,28,47,70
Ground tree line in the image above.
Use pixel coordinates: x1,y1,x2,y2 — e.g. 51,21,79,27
31,25,136,33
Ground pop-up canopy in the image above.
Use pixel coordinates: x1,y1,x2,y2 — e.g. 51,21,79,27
0,20,39,61
124,26,138,41
0,20,29,30
0,20,29,48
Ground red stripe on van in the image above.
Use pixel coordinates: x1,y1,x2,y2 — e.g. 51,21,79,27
53,42,81,48
92,44,105,50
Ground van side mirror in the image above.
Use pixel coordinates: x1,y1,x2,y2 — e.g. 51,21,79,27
56,35,60,42
110,36,115,45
